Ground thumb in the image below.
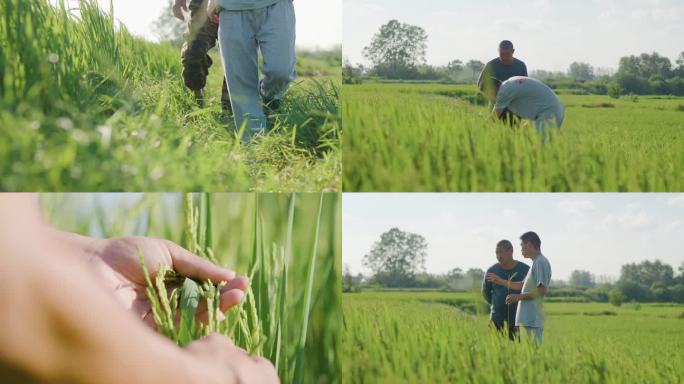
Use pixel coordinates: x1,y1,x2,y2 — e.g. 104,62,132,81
163,240,235,283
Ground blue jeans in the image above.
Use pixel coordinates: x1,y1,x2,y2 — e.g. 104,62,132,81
218,0,296,141
523,326,543,346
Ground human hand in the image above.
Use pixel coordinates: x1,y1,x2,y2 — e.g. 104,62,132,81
87,236,249,327
505,294,521,304
185,334,279,384
173,0,188,21
485,273,505,286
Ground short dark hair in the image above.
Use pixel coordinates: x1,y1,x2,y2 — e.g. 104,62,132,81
520,231,541,248
496,239,513,251
499,40,514,50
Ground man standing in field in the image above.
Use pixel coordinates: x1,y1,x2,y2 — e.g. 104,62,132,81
173,0,231,112
493,76,565,139
482,240,529,340
213,0,297,141
505,231,552,346
478,40,528,104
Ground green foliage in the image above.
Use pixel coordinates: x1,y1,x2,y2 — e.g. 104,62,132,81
609,289,623,307
343,83,684,192
0,0,341,191
41,192,342,384
343,291,684,383
362,19,428,79
362,227,428,287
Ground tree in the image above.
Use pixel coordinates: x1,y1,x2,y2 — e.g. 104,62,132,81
362,19,428,79
444,268,465,290
343,59,364,84
568,62,594,81
466,268,485,292
638,52,672,79
620,260,675,287
607,81,622,99
342,265,353,292
466,60,485,83
569,270,595,288
152,0,186,46
616,280,654,302
446,59,464,81
608,289,623,307
362,227,428,287
675,52,684,77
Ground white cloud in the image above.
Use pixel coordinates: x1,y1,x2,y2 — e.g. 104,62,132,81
557,200,597,216
618,208,651,229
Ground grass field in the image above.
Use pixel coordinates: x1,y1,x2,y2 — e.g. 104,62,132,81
342,290,684,383
343,82,684,191
40,192,342,384
0,0,341,191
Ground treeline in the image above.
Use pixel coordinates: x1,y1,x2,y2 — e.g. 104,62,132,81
344,52,684,97
547,260,684,305
344,259,684,304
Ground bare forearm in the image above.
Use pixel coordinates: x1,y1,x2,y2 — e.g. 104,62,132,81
519,286,547,301
0,247,192,384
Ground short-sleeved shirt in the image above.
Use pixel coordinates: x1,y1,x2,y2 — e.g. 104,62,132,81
478,58,528,101
216,0,283,11
515,254,552,328
494,76,564,128
482,261,530,324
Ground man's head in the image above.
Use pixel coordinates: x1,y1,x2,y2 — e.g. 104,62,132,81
520,231,541,259
498,40,515,65
495,239,514,264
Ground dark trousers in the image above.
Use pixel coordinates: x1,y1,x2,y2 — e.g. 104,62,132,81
181,0,229,108
492,319,519,341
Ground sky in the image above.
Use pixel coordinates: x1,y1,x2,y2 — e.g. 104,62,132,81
343,193,684,281
56,0,341,49
343,0,684,72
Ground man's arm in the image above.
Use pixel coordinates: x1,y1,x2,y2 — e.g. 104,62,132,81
492,84,514,118
477,62,491,92
173,0,188,21
481,275,492,304
486,273,523,291
521,62,528,77
0,195,277,384
517,284,547,301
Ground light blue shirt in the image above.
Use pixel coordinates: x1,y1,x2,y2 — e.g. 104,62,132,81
495,76,564,127
216,0,284,11
515,254,551,328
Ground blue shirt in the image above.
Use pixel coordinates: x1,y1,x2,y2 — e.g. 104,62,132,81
482,261,530,324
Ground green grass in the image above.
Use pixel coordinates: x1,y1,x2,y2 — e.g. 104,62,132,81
40,192,342,384
342,290,684,383
0,0,341,191
343,82,684,191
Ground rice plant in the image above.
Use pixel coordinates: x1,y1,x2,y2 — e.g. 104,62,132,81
40,192,342,383
343,83,684,192
0,0,341,191
343,291,684,383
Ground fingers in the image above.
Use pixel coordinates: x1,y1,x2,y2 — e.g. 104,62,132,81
164,240,236,283
195,277,249,323
172,0,188,21
186,334,279,383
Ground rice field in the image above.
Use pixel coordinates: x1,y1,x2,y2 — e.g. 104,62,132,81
0,0,341,191
343,83,684,191
40,192,342,384
342,290,684,383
